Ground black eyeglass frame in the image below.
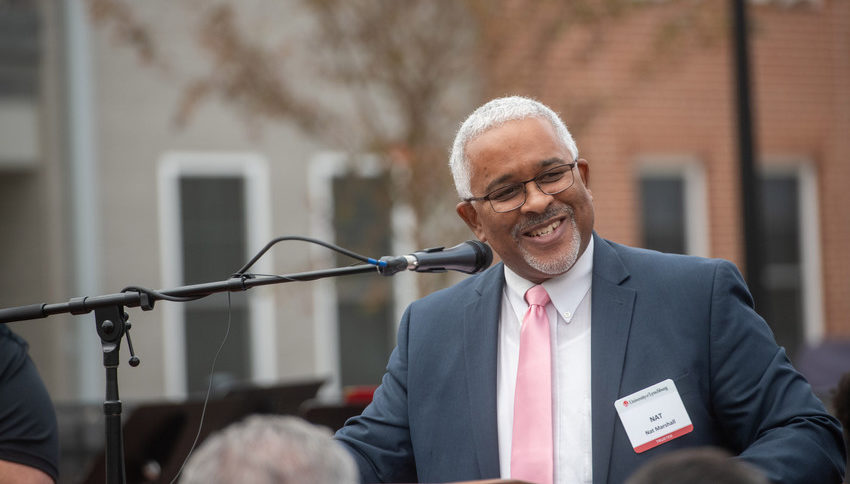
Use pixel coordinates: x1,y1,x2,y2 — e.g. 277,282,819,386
462,161,578,213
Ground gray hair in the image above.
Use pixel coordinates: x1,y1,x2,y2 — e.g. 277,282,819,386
179,415,358,484
448,96,579,198
624,447,770,484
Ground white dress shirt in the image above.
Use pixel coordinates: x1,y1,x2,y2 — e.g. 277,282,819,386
497,237,594,484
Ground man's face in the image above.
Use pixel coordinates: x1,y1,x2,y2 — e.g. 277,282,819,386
456,117,594,283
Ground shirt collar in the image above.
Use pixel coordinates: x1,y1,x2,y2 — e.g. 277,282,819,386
503,236,594,324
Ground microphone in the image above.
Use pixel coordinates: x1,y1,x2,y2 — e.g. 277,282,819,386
378,240,493,276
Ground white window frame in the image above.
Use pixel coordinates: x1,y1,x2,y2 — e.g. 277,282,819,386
761,159,824,345
158,151,276,398
308,151,416,399
636,156,709,257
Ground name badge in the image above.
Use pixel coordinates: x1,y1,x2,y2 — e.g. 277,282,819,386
613,379,693,453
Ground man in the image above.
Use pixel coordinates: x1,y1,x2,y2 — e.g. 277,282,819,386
179,415,358,484
0,324,59,484
334,96,846,483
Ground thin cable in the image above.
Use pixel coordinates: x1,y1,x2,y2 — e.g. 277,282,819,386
121,286,207,303
168,292,233,484
241,273,300,282
244,265,370,281
234,235,386,276
119,237,384,306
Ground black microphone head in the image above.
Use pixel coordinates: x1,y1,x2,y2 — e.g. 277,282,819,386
409,240,493,274
463,240,493,274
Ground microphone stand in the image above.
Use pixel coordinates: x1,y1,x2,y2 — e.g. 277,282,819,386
0,263,380,484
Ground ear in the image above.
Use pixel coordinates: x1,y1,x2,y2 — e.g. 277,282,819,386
456,201,488,242
576,158,590,187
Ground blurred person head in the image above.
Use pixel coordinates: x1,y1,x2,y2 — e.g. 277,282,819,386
625,447,769,484
452,96,594,283
179,415,358,484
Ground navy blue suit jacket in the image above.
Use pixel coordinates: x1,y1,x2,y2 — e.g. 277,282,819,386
335,234,846,483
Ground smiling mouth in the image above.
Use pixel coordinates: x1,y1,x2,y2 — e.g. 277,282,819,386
525,219,562,238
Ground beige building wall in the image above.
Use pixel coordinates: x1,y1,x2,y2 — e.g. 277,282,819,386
1,1,79,400
2,0,348,403
89,2,332,400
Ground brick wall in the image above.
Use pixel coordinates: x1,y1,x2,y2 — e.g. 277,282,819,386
480,0,850,339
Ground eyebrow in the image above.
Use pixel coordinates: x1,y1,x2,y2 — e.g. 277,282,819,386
483,157,568,194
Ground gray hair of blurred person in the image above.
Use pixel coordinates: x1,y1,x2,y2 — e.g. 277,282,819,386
625,447,770,484
179,415,358,484
448,96,579,199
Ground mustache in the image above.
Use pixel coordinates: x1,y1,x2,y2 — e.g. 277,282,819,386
512,204,575,237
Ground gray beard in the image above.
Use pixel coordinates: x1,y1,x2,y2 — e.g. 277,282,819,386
514,205,581,275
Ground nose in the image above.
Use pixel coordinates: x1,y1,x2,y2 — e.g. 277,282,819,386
519,180,552,214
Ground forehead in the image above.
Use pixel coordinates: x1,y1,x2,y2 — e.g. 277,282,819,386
465,117,567,187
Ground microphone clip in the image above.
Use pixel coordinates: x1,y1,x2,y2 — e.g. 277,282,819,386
378,246,450,276
377,253,420,276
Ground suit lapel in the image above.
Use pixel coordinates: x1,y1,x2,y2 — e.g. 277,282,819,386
590,234,636,484
463,263,505,478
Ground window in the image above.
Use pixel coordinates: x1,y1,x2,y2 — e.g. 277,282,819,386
759,163,823,358
637,159,708,256
332,174,396,386
180,177,250,393
640,175,686,254
309,153,415,397
0,1,40,167
158,152,275,397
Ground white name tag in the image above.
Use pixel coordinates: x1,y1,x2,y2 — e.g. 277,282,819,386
613,379,693,453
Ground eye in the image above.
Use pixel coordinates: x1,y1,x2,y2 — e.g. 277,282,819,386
536,166,569,184
488,184,522,202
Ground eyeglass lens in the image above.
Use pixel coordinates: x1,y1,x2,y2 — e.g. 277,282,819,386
489,164,574,212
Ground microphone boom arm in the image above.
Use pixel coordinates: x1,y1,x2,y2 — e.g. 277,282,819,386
0,238,489,484
0,262,380,484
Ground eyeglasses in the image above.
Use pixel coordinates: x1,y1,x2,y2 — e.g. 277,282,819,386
462,162,577,213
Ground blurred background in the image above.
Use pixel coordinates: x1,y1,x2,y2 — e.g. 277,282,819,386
0,0,848,482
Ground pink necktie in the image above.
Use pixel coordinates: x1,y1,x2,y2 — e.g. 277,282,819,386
511,285,554,484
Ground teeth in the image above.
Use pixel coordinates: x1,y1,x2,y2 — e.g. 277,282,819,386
529,220,561,237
